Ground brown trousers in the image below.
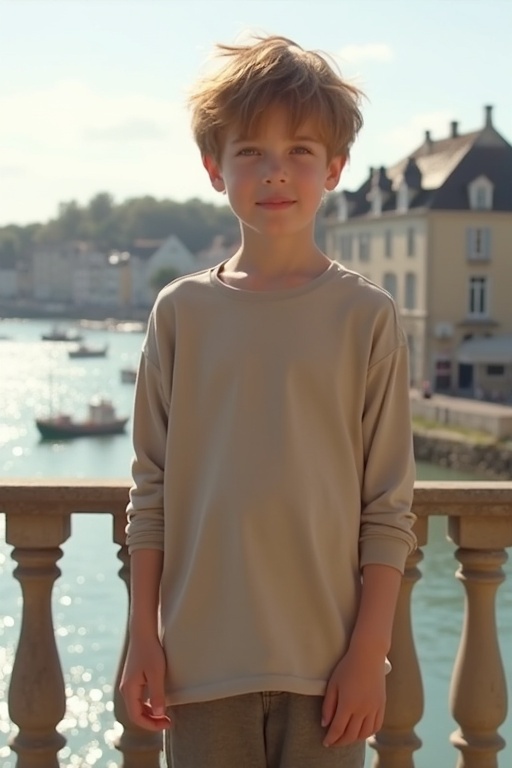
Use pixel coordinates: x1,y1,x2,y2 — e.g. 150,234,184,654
164,692,365,768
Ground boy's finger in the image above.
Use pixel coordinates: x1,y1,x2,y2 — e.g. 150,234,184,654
375,707,385,734
142,702,171,726
145,676,168,719
320,683,337,727
323,708,350,747
331,714,365,747
121,679,146,722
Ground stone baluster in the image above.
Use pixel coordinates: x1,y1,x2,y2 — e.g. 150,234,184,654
112,513,163,768
448,515,512,768
6,513,70,768
369,516,427,768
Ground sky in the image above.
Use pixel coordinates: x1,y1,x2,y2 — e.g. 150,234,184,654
1,0,512,226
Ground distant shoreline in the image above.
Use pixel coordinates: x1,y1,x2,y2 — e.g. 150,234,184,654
0,303,149,323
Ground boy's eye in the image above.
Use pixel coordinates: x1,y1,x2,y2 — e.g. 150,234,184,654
292,146,313,154
237,148,259,156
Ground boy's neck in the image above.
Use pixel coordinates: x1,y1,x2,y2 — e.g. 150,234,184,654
220,229,331,291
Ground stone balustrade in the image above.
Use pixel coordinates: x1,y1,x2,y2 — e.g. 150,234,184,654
1,480,511,768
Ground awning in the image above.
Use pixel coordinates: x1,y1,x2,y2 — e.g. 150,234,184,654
456,335,512,365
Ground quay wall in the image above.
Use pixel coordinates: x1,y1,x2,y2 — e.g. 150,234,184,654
413,430,512,480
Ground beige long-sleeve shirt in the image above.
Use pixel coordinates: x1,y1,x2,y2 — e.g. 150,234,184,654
126,259,416,705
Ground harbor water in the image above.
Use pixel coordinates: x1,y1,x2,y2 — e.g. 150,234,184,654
0,318,511,767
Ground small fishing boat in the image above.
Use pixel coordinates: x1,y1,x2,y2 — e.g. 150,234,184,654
35,397,129,439
120,367,137,384
68,343,108,359
111,321,146,333
41,325,83,342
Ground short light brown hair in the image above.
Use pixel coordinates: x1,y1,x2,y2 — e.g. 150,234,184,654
189,35,364,161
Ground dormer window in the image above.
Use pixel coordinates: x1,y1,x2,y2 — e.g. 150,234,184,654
336,193,348,221
397,181,409,213
371,189,382,216
475,186,491,210
468,176,494,210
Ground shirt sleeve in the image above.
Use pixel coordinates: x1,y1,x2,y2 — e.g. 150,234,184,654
125,312,171,553
359,337,417,574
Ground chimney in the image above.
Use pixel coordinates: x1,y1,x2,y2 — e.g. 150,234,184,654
484,104,493,128
450,120,459,138
424,130,433,153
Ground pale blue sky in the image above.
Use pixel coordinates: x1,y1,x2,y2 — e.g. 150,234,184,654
1,0,511,225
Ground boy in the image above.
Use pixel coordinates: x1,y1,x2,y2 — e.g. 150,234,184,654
120,35,416,768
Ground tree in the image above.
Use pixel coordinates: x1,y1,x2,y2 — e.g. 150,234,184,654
58,200,84,241
149,266,181,294
88,192,114,223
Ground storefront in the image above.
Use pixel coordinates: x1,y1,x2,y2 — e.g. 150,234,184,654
456,335,512,402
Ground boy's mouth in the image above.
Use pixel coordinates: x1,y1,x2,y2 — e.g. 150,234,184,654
256,198,296,209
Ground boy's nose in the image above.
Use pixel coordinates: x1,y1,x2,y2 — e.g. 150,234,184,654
263,157,287,184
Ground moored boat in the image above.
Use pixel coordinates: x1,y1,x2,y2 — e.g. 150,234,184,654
41,325,83,342
110,321,146,333
35,397,128,439
120,367,137,384
68,343,108,359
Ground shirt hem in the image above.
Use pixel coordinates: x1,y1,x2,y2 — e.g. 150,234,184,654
165,675,328,705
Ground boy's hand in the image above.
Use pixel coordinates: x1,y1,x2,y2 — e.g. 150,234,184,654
119,634,171,731
321,646,386,747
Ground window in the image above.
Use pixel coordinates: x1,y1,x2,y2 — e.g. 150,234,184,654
468,276,488,317
487,364,505,376
407,227,415,257
466,228,491,261
337,193,348,221
397,182,409,213
383,272,397,299
384,230,392,258
476,187,489,209
404,272,417,309
468,176,494,210
371,189,382,216
359,233,371,262
435,357,452,390
338,233,353,262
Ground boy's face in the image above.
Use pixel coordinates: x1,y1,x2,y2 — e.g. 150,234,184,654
203,108,346,239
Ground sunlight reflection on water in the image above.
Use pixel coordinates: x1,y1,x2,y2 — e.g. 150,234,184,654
0,320,510,767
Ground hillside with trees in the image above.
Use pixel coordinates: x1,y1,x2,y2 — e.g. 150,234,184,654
0,194,241,262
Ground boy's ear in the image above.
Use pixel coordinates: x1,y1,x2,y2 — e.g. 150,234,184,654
202,155,225,193
325,155,347,192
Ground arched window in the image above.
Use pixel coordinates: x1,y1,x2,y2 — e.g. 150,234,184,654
468,176,494,210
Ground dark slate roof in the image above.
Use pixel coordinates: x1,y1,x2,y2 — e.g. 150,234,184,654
130,238,166,260
334,112,512,218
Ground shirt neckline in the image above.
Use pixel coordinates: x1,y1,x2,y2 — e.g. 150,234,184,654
209,259,342,301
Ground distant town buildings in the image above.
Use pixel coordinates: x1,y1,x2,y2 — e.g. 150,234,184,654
0,234,238,317
326,104,512,401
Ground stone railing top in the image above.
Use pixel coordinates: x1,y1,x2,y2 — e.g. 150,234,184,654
1,479,512,518
0,478,130,515
412,481,512,518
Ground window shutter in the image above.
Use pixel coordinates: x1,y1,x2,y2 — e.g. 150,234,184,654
483,228,491,259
